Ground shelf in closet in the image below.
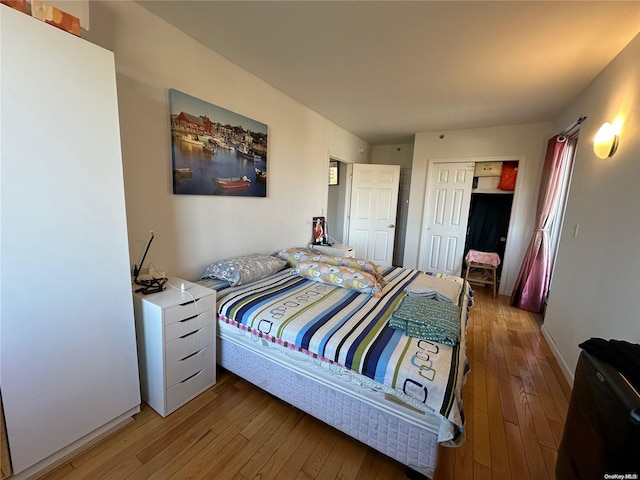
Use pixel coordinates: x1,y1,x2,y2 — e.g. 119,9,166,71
472,188,514,194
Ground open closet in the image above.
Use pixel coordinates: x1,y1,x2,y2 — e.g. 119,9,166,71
419,158,520,294
464,161,517,288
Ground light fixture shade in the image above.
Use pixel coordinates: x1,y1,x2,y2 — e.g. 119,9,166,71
594,122,619,159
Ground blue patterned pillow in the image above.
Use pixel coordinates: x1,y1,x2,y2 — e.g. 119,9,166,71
202,254,286,286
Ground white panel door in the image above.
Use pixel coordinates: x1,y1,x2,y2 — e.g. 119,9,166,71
347,164,400,265
420,162,474,276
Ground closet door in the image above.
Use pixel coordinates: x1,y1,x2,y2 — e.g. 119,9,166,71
1,6,140,475
419,162,474,276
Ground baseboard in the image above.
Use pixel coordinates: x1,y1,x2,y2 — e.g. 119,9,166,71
10,405,140,480
541,325,575,387
498,286,512,297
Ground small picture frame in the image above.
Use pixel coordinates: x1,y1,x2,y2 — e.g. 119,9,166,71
329,160,339,186
312,216,328,245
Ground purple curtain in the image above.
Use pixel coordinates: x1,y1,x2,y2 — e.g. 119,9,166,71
511,135,569,312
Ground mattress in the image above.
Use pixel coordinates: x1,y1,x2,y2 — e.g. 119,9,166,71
204,264,471,444
218,317,442,434
217,333,441,477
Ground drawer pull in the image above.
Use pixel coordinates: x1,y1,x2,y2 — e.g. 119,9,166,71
179,345,207,362
180,329,198,339
179,315,198,323
180,369,203,383
180,350,198,361
179,300,196,307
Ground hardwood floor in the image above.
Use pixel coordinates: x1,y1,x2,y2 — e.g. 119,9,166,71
433,287,571,480
40,287,571,480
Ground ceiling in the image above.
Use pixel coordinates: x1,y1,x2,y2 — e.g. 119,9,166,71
137,1,640,145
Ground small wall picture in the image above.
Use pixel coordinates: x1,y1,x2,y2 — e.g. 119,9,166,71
312,216,328,245
169,88,268,197
329,160,339,186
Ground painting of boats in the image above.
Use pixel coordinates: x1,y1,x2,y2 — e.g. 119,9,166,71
169,89,268,197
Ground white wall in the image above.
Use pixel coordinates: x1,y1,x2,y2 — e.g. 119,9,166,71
85,1,368,280
371,143,415,168
404,123,554,293
542,33,640,383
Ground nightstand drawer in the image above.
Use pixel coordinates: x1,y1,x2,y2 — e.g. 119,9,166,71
166,344,215,388
166,364,215,414
165,323,215,365
165,311,214,342
164,294,215,325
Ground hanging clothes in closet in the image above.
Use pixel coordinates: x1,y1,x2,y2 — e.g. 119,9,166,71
465,193,513,256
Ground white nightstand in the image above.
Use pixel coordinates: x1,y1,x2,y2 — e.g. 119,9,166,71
133,278,216,417
311,244,356,258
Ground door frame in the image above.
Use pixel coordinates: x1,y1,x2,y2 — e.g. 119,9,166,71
418,155,525,295
327,155,353,245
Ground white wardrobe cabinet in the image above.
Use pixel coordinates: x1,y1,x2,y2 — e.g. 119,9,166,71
0,6,141,478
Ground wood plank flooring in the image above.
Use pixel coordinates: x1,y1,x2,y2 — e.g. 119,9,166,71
40,286,571,480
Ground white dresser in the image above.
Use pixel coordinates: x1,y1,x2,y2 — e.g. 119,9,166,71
133,279,217,417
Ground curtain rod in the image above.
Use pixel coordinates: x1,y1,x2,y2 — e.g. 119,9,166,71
560,116,587,136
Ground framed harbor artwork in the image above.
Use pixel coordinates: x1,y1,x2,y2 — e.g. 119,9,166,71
169,88,268,197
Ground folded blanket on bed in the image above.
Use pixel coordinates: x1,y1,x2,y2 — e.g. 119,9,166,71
390,295,461,345
404,273,462,303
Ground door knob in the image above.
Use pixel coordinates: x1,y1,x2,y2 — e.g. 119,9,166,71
388,224,395,228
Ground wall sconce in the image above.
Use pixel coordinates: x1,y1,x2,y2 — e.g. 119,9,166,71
593,122,619,159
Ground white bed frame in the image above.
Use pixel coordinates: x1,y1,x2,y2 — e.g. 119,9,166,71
217,331,442,478
205,266,470,479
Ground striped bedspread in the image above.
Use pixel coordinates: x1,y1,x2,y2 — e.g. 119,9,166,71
216,265,471,442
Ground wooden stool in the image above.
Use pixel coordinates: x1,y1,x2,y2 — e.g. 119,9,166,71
465,261,497,297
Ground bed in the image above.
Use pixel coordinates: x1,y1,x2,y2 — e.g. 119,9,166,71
197,249,472,478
